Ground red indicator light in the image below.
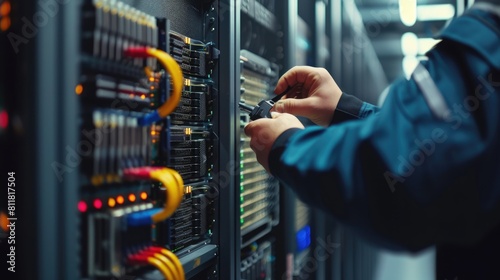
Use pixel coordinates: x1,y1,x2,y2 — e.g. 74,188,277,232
78,201,88,213
0,110,8,129
93,199,103,209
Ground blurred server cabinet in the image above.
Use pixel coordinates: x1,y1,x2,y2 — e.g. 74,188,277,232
77,1,221,279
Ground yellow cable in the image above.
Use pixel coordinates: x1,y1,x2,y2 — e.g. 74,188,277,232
162,249,185,280
144,66,155,79
154,253,179,280
146,48,183,118
147,256,174,279
150,168,184,223
170,168,185,203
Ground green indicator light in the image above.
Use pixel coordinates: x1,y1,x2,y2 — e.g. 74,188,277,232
240,164,244,169
240,208,244,213
240,218,244,224
240,186,244,192
240,196,244,202
240,175,244,180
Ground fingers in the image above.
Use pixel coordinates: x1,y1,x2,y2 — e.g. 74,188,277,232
270,111,282,118
273,98,315,117
243,118,274,137
243,119,263,137
274,66,316,94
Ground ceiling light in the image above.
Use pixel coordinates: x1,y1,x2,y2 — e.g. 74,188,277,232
417,4,455,21
399,0,417,26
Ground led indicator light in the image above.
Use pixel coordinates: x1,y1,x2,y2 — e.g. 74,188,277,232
78,201,88,212
0,17,10,31
108,198,116,208
0,2,11,16
0,212,8,232
0,110,8,129
140,192,148,200
93,199,103,209
75,84,83,95
116,195,125,204
128,193,136,202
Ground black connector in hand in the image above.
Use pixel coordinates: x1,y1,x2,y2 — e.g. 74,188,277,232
238,86,292,120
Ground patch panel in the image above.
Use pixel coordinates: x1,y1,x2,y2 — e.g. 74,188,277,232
165,31,218,251
171,78,215,126
81,0,157,67
166,126,214,181
155,190,194,252
79,109,158,186
77,74,159,108
169,31,219,78
153,182,216,250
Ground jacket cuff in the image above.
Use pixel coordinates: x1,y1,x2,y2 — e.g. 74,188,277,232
330,93,365,125
268,128,302,176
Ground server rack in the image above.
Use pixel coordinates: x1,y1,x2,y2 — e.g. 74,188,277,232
0,0,391,279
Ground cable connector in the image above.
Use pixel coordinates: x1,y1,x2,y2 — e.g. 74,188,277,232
124,47,184,126
123,167,184,223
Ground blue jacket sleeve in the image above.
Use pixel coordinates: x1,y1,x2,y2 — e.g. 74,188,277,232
330,93,380,125
269,9,500,251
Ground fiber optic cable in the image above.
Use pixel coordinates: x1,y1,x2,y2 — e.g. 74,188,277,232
146,257,174,279
150,168,184,223
161,248,185,280
124,47,183,125
123,167,184,223
153,253,179,279
129,250,182,279
148,246,185,280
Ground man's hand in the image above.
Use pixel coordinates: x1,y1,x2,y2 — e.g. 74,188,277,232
273,66,342,127
244,112,304,172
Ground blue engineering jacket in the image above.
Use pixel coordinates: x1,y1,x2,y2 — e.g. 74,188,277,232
268,7,500,251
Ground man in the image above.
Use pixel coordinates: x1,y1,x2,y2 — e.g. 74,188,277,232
244,0,500,265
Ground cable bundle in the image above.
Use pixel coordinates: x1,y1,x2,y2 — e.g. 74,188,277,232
128,246,185,280
123,167,185,279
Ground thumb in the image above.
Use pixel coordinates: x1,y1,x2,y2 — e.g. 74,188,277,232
270,111,282,119
273,98,313,116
